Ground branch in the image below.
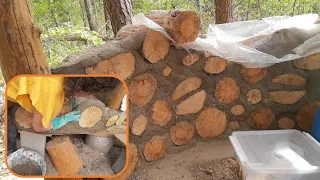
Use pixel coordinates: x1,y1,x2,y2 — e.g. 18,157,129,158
42,35,109,42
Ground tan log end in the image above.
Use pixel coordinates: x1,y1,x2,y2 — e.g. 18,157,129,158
247,108,275,130
204,56,227,74
293,53,320,70
15,107,33,129
129,73,157,107
246,89,262,104
169,121,194,145
241,67,267,84
176,90,206,115
86,52,135,80
270,91,306,105
231,105,245,116
228,121,241,130
215,77,240,104
132,115,148,136
297,102,320,132
196,107,227,138
279,117,295,129
78,106,103,128
144,135,167,161
45,136,83,176
172,77,201,101
163,65,173,77
272,73,306,86
143,30,170,63
182,52,200,66
151,100,172,126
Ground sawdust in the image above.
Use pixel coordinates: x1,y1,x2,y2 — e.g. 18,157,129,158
45,135,120,176
11,160,42,176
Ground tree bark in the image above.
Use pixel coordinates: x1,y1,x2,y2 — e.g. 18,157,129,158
79,0,88,27
83,0,98,31
104,0,133,36
0,0,50,83
214,0,232,24
102,0,110,31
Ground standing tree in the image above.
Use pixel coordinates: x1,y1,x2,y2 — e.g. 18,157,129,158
103,0,110,32
84,0,98,32
104,0,133,36
0,0,50,83
214,0,232,24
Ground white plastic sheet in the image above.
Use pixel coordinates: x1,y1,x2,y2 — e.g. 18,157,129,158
132,13,320,68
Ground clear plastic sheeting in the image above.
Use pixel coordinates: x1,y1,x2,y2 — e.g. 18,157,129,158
132,13,320,68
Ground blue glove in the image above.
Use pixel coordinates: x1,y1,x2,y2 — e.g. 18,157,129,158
312,108,320,142
51,110,81,131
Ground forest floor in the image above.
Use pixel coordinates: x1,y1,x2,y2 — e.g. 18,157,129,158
131,140,243,180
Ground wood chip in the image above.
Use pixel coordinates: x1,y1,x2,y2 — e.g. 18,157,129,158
144,135,167,161
163,66,173,77
215,77,240,104
196,107,227,138
132,115,148,136
297,102,320,132
270,91,306,105
241,67,267,84
293,53,320,70
151,100,172,126
79,106,103,128
129,73,157,107
86,52,135,79
15,107,33,129
247,108,275,129
246,89,262,104
228,121,241,130
106,115,119,127
176,90,206,115
182,52,200,66
143,30,170,63
172,77,201,101
204,56,227,74
170,121,194,145
272,74,306,86
231,105,245,116
279,117,295,129
116,112,126,125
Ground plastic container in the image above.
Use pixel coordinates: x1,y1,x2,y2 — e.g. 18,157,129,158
229,130,320,180
312,108,320,142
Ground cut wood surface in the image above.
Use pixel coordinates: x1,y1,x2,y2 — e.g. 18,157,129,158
279,117,295,129
151,100,172,126
228,121,241,130
106,83,127,110
116,112,126,125
182,52,200,66
246,89,262,104
270,91,306,104
11,105,124,135
116,24,149,39
215,77,240,104
163,65,173,77
129,73,157,107
297,102,320,132
196,107,227,138
231,105,245,116
86,52,135,79
241,67,267,84
106,115,119,127
293,53,320,70
204,56,227,74
272,74,306,86
146,9,200,44
172,77,201,101
107,143,138,180
132,115,148,136
169,121,194,145
46,136,83,176
144,135,167,161
15,107,33,129
247,108,275,129
78,106,103,128
176,90,206,115
142,30,170,63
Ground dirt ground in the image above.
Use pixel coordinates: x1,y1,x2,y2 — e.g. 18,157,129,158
131,140,241,180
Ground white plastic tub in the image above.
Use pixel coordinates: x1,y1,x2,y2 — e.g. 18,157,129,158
229,130,320,180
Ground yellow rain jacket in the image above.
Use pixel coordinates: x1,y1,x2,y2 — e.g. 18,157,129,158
7,76,64,128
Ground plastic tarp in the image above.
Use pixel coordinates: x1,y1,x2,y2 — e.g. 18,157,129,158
132,13,320,68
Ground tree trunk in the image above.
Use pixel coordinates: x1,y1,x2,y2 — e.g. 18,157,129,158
102,0,110,31
0,0,50,83
214,0,232,24
83,0,98,32
104,0,133,36
79,0,88,27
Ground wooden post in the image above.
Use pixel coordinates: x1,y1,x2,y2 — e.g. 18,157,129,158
46,136,83,176
0,0,50,83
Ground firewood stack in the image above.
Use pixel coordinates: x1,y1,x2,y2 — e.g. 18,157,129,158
52,8,320,178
